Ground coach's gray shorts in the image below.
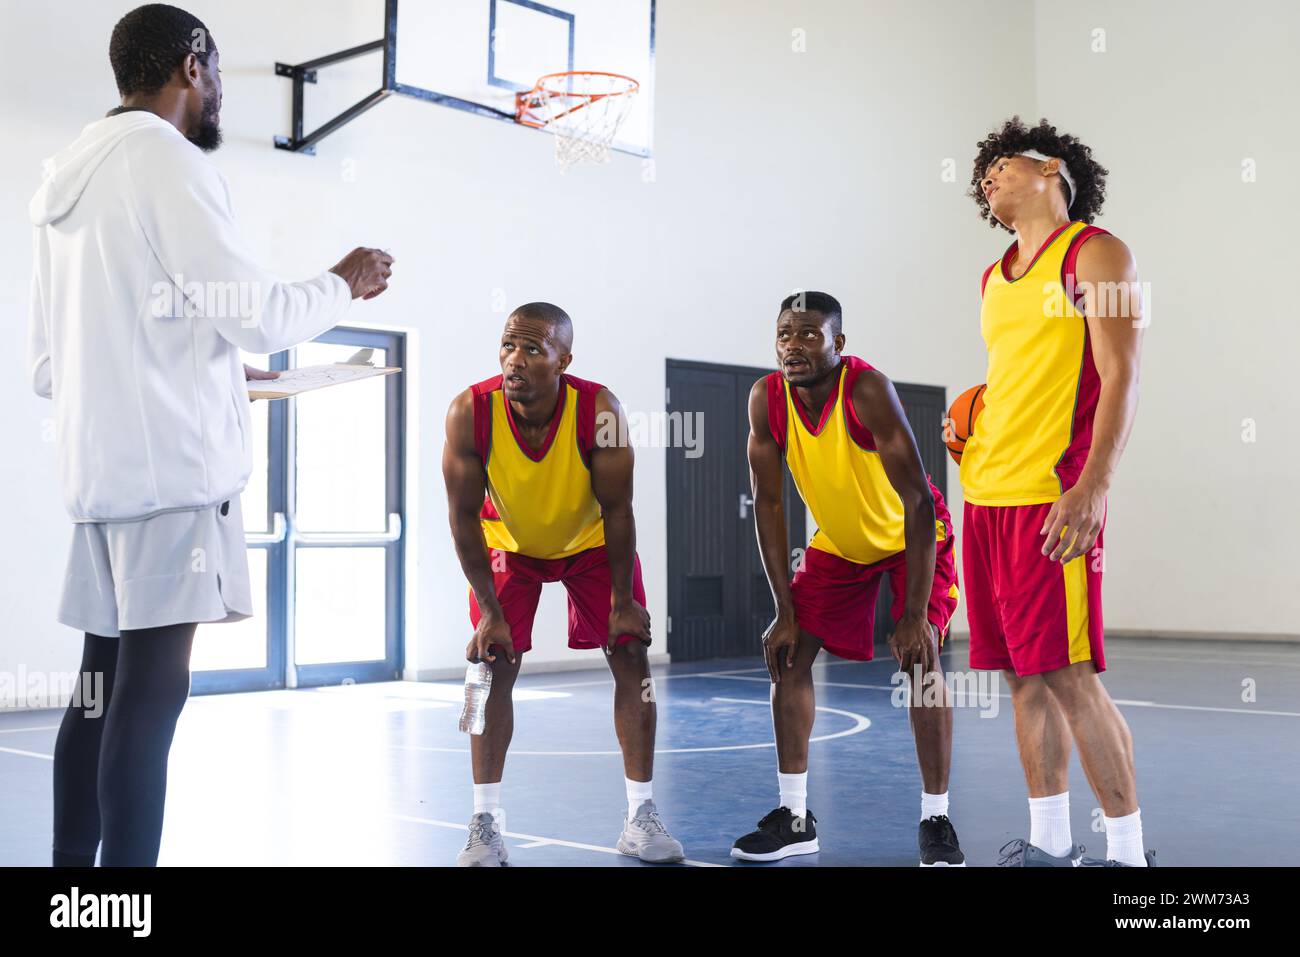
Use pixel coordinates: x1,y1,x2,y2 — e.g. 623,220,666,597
57,497,254,638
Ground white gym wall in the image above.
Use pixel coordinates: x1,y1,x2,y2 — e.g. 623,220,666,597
1,1,1293,693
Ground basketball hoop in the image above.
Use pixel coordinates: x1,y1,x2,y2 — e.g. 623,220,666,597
516,71,640,170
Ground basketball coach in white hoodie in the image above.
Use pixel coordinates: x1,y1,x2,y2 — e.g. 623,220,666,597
26,4,394,866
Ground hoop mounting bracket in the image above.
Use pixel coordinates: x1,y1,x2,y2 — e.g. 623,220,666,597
273,39,387,155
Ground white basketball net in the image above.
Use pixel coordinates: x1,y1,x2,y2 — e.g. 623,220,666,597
517,72,640,171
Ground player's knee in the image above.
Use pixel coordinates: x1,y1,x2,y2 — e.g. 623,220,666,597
1005,670,1048,705
489,655,522,686
1040,661,1099,708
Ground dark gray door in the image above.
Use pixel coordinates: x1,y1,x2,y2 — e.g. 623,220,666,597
665,360,806,661
873,382,949,648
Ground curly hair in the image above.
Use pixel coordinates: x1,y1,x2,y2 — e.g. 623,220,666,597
969,117,1108,232
109,4,213,97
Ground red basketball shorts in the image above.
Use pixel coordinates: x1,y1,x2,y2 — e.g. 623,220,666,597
963,501,1105,677
468,545,647,655
790,497,960,662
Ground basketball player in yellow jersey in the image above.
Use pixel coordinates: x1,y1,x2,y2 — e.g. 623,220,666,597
964,118,1151,866
731,292,965,866
442,302,684,866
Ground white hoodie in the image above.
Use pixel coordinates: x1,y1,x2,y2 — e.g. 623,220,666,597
27,110,351,522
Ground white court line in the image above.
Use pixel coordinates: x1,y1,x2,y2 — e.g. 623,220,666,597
526,666,770,691
709,673,899,691
708,673,1300,718
391,813,724,867
1109,699,1300,718
1105,652,1300,669
0,746,53,760
393,697,870,755
524,658,886,692
0,725,60,734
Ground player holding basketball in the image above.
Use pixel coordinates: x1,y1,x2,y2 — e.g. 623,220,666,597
965,118,1152,866
442,302,684,866
731,292,965,866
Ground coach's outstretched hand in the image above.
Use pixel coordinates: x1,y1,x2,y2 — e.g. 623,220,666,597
330,247,395,300
467,608,516,666
607,597,651,654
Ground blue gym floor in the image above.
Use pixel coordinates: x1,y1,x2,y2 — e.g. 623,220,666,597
2,636,1298,866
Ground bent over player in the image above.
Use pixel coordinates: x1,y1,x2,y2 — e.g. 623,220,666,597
442,302,683,866
731,291,964,866
965,117,1151,866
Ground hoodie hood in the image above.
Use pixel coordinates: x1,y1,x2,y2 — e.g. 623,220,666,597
29,110,181,227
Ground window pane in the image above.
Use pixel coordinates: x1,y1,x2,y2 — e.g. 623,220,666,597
240,350,273,534
242,397,271,534
294,548,386,665
192,548,268,671
293,342,388,532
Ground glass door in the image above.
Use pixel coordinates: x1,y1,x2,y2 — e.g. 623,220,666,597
191,327,406,693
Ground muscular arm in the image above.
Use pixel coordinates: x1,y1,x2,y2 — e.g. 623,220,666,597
1042,235,1144,562
1078,236,1144,491
748,379,804,681
442,388,513,661
748,379,795,621
852,371,938,673
589,388,651,647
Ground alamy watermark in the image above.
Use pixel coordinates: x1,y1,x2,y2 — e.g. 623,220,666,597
151,274,262,327
596,409,704,458
1,666,103,715
890,666,1001,718
1046,279,1151,329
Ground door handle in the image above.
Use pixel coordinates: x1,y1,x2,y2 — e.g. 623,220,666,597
738,493,755,520
295,512,403,546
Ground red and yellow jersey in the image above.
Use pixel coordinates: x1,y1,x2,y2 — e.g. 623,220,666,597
961,220,1110,505
470,373,606,560
766,356,945,567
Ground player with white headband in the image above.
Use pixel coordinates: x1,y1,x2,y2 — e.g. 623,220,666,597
964,117,1154,867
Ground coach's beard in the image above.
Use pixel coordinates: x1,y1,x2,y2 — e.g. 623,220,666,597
189,89,223,152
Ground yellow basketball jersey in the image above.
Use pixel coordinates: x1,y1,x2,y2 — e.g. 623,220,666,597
472,374,605,560
961,220,1108,505
767,356,942,566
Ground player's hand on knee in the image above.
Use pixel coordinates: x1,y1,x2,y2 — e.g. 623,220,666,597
761,612,800,684
329,247,395,300
468,608,516,665
891,612,937,679
1040,481,1106,563
607,597,651,654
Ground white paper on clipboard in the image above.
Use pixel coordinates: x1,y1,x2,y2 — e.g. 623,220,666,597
248,362,400,400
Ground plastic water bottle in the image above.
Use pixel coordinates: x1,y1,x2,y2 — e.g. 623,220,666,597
459,661,493,735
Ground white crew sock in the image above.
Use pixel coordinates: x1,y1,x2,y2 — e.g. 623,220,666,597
921,790,949,822
1105,809,1147,866
778,771,808,818
473,782,503,824
1028,791,1073,857
626,777,653,818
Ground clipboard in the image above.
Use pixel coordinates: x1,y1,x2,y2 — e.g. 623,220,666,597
247,349,401,400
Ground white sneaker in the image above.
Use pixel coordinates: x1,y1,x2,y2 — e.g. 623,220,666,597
617,800,685,864
456,812,508,867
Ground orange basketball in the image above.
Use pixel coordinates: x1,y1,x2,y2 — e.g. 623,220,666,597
944,384,986,464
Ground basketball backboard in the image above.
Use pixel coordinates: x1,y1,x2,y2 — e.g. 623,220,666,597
388,0,655,157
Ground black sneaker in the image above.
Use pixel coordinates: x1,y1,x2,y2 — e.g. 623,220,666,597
919,815,966,867
730,807,819,862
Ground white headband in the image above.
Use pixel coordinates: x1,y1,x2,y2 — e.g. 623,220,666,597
1019,149,1076,210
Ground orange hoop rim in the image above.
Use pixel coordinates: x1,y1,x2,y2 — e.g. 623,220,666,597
515,71,641,129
